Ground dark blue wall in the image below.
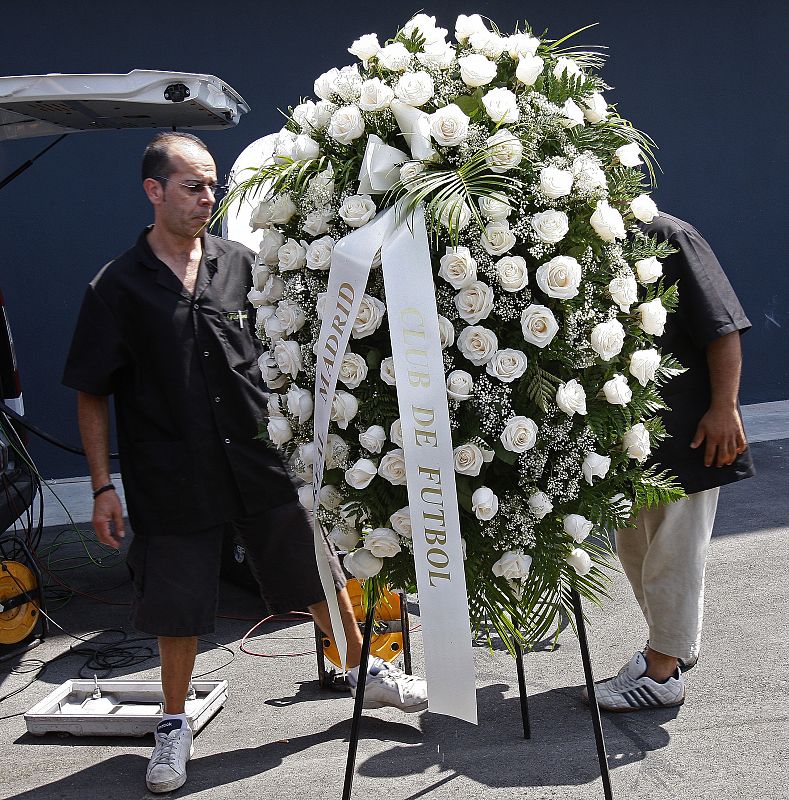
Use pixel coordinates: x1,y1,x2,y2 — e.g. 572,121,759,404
1,0,787,478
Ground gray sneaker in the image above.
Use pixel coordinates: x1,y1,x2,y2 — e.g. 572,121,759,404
351,660,428,713
581,652,685,712
146,718,194,793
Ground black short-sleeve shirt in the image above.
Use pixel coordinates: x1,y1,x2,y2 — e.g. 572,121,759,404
640,214,755,494
63,228,296,536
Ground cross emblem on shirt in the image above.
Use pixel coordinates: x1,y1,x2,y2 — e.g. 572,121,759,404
225,310,249,328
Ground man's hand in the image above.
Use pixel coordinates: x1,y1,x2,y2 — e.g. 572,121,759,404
690,405,748,467
92,490,125,547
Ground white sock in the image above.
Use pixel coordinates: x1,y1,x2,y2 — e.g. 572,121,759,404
348,658,385,683
161,712,189,728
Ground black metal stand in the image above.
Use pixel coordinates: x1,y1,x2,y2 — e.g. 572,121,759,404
513,641,531,739
342,602,375,800
571,588,613,800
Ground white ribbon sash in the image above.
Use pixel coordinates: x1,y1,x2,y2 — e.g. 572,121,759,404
313,203,477,723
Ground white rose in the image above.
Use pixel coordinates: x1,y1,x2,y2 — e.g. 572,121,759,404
416,41,456,70
507,33,540,59
403,14,447,45
353,294,386,338
556,379,588,416
582,452,611,484
500,416,538,453
345,458,377,489
438,315,455,349
334,65,364,103
629,349,661,386
528,491,553,519
582,92,608,124
482,222,516,256
485,129,523,173
312,101,336,130
616,142,643,167
359,425,386,453
305,235,334,271
602,374,633,405
269,193,298,225
458,53,497,87
536,255,582,300
563,513,594,543
457,325,498,365
251,262,271,294
438,197,472,231
389,506,412,539
255,305,276,334
258,229,286,266
630,194,659,223
344,549,383,580
250,201,274,231
539,166,574,200
263,312,287,343
635,257,663,284
520,304,559,349
515,53,544,85
482,87,519,123
377,42,411,72
395,71,434,107
389,418,403,447
379,356,396,385
479,195,512,221
446,370,474,400
590,319,626,362
314,68,339,100
492,550,532,579
378,448,407,485
428,104,470,146
339,352,368,389
273,129,296,163
327,105,365,144
486,349,528,383
278,238,307,271
273,339,303,378
325,434,349,469
250,274,284,304
364,528,401,558
623,423,651,462
470,30,506,60
553,56,582,80
530,209,569,244
453,443,484,476
590,200,626,242
495,256,529,292
455,13,487,43
257,351,287,389
358,77,394,112
566,548,592,576
438,246,477,289
472,487,499,520
331,390,359,430
319,485,344,510
572,153,608,190
267,416,293,446
302,208,335,237
297,484,314,510
291,134,320,161
348,33,381,65
637,298,667,336
339,194,376,228
399,161,425,183
608,272,638,312
454,280,495,324
560,98,585,129
286,384,313,424
330,526,361,552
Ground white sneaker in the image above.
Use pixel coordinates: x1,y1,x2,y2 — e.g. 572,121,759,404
350,660,428,713
146,718,194,793
582,652,685,712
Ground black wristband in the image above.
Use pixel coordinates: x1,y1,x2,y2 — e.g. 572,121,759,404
92,482,116,499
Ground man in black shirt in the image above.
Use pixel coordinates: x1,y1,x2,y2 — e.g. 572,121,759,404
586,213,754,712
63,133,427,793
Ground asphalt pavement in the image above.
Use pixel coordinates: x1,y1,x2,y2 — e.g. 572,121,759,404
0,429,787,799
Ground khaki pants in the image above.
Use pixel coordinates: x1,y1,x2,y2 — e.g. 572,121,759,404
615,487,720,663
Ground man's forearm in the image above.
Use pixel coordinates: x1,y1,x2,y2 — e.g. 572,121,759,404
77,391,112,489
706,331,742,409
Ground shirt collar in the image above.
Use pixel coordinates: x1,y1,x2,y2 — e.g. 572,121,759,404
134,226,225,270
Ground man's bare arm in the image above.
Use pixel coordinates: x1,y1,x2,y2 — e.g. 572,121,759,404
77,391,125,546
690,331,748,467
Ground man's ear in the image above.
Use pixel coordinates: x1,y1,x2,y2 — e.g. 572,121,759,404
143,177,165,205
